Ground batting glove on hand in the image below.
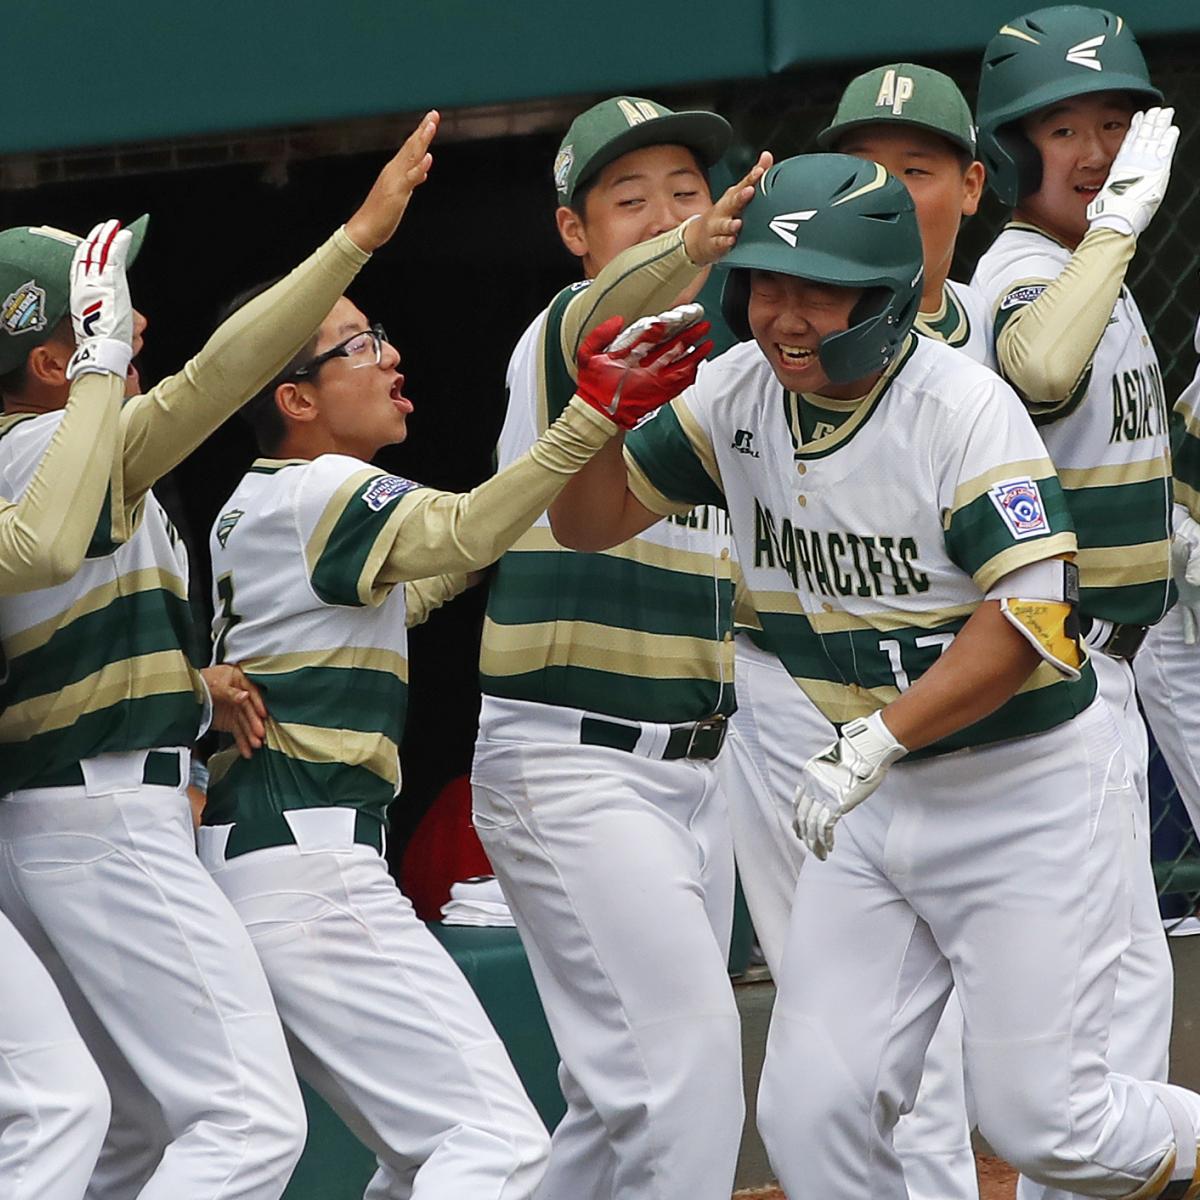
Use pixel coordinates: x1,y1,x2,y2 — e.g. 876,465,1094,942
1171,511,1200,645
574,306,712,430
793,710,907,860
67,219,134,382
1087,107,1179,239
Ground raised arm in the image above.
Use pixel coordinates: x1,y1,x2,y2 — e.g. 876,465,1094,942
118,112,441,508
0,222,134,593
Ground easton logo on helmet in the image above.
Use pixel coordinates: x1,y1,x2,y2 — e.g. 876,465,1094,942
1066,34,1105,69
768,209,817,247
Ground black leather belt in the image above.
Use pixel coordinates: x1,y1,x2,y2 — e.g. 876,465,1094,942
27,750,182,790
579,714,728,761
1080,615,1149,662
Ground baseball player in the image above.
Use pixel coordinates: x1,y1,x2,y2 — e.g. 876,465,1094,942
549,151,1200,1200
199,282,709,1199
470,94,769,1200
0,114,439,1200
971,19,1178,1196
717,62,994,1200
0,221,136,1200
1135,312,1200,834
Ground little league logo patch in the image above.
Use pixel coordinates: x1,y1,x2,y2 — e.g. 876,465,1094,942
988,476,1050,540
361,474,419,512
0,279,47,336
554,145,574,194
999,283,1047,311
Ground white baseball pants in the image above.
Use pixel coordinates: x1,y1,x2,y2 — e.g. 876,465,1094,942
0,911,109,1200
197,830,550,1200
1136,606,1200,837
472,699,743,1200
0,755,306,1200
759,698,1200,1200
1015,650,1176,1200
724,635,979,1200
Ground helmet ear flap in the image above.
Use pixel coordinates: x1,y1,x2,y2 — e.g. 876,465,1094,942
983,122,1043,207
720,269,754,342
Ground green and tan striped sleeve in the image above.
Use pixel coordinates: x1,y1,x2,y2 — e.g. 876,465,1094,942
624,396,724,516
0,371,125,594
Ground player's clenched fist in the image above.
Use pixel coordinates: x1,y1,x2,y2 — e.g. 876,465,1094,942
684,150,773,266
574,306,712,430
67,219,134,382
792,710,907,860
345,109,440,252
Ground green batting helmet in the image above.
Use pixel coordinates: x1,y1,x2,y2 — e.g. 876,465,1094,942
976,6,1161,206
719,154,923,385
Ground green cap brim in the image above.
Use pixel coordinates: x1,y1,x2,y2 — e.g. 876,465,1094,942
570,111,731,202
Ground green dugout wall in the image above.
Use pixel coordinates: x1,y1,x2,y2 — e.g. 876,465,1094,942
4,0,1197,155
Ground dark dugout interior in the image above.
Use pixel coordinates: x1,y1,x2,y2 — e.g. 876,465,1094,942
1,128,575,859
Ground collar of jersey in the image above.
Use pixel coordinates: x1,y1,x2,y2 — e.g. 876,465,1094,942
1003,219,1073,251
248,456,309,475
913,284,968,348
783,333,916,461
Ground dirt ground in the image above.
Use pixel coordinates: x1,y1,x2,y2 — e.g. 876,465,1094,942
733,1153,1018,1199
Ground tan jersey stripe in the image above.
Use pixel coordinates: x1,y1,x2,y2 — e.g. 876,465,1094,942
1076,540,1170,587
949,456,1059,516
625,455,694,518
0,650,200,740
303,466,381,578
480,616,731,681
265,721,400,786
4,566,188,658
504,522,727,576
1057,456,1170,490
975,534,1076,594
239,647,409,680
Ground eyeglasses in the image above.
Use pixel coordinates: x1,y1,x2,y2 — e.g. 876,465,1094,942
289,323,390,380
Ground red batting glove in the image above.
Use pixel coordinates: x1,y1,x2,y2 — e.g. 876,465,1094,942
574,313,713,430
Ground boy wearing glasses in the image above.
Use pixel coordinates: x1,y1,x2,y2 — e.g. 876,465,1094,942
198,280,713,1198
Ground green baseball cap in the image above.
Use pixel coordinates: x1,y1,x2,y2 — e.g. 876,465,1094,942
818,64,977,158
0,215,148,374
554,96,731,207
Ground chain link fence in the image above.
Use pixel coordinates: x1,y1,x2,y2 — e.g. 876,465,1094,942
710,42,1200,912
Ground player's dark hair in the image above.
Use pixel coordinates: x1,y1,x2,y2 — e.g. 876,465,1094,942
219,277,318,456
0,315,73,401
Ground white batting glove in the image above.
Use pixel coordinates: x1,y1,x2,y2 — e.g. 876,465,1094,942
604,303,705,364
1171,510,1200,645
66,219,134,382
792,710,907,860
1087,107,1179,239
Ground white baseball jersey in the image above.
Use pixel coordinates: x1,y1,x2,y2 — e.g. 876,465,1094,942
1169,312,1200,520
480,281,734,724
973,223,1172,627
206,455,418,831
913,278,996,372
626,334,1096,754
0,410,204,791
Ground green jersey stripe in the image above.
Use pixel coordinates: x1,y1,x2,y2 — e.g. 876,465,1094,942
205,748,396,826
309,477,409,607
485,549,733,638
1063,477,1170,549
1,693,202,792
3,588,196,708
944,474,1073,582
1080,580,1174,626
625,405,726,509
543,286,580,425
249,665,408,740
480,665,734,724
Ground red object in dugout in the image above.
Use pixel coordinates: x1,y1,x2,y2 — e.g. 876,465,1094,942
400,775,494,920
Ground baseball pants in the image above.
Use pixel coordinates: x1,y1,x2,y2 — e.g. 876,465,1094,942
472,697,743,1200
1014,650,1177,1200
197,821,550,1200
724,635,978,1200
0,751,306,1200
1136,606,1200,838
758,698,1200,1200
0,911,109,1200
